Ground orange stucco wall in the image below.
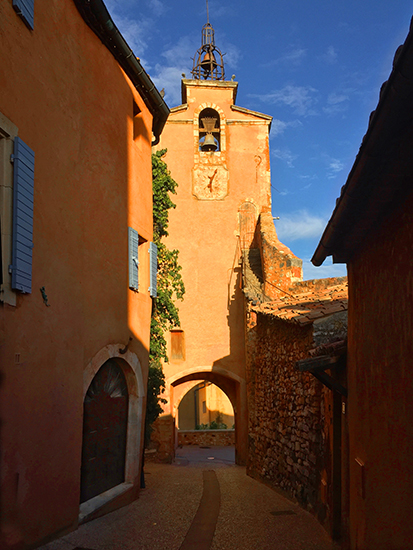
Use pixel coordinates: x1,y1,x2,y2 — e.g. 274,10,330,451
154,79,272,464
0,2,155,548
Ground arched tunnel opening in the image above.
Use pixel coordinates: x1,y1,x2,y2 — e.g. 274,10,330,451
169,369,247,466
178,380,235,431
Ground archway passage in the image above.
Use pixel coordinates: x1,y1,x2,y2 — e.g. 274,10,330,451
169,369,247,465
80,359,128,503
178,381,234,430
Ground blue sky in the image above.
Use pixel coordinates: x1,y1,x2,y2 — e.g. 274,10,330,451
106,0,412,280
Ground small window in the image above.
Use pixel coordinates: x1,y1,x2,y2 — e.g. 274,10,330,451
170,329,185,361
202,401,207,414
199,108,220,152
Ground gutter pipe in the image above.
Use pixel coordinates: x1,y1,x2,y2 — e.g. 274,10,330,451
73,0,169,145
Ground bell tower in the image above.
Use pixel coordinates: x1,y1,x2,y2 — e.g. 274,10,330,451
191,2,225,81
153,6,273,465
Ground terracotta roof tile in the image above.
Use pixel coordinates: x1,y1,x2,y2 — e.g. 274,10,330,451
252,281,348,324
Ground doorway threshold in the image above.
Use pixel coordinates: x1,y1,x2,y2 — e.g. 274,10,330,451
79,482,133,524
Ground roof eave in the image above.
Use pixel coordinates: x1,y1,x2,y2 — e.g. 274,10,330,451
73,0,169,144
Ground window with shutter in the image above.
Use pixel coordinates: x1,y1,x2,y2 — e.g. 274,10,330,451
148,241,158,297
12,0,34,30
11,136,34,294
128,227,139,290
0,112,18,306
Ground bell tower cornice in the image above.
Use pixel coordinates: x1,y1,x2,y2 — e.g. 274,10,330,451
181,79,238,105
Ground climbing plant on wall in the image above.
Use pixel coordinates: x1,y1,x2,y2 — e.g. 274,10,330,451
145,149,185,444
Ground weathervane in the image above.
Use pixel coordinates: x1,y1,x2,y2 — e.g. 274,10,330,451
191,0,225,80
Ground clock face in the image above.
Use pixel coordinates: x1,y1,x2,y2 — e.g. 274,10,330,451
192,165,229,200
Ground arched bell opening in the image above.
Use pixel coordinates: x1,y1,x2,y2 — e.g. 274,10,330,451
80,359,129,503
199,108,221,152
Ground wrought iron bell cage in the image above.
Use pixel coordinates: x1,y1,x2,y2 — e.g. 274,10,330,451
191,22,225,80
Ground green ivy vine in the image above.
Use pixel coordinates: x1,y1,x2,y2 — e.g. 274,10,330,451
145,149,185,445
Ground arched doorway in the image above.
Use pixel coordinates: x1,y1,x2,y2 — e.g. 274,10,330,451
80,359,128,503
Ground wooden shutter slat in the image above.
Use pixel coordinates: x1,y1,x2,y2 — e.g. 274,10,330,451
11,137,34,293
128,227,139,290
148,242,158,297
12,0,34,30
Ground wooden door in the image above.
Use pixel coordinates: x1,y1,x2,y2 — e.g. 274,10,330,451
80,360,128,503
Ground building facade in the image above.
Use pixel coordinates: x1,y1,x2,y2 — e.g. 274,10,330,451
0,1,167,548
153,20,273,465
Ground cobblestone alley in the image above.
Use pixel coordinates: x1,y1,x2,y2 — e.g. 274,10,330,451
39,447,339,550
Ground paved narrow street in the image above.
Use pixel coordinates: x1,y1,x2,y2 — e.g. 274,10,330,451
40,447,339,550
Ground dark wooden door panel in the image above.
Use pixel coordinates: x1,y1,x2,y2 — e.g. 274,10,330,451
80,360,128,503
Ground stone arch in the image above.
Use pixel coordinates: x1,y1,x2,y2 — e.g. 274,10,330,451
82,345,145,492
174,379,202,410
167,366,247,465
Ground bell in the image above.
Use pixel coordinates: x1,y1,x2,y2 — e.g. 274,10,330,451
201,133,217,152
200,50,218,74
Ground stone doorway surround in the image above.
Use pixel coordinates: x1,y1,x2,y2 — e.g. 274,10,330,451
80,344,145,523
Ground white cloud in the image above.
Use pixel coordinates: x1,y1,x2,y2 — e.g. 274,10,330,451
321,46,338,65
270,119,302,138
261,47,307,69
275,210,326,241
302,258,347,281
149,0,166,17
326,157,344,179
152,65,189,106
284,48,307,64
161,35,197,66
270,120,288,136
205,2,232,18
220,41,242,71
104,0,153,63
329,159,344,173
323,92,349,115
272,148,297,168
250,85,318,116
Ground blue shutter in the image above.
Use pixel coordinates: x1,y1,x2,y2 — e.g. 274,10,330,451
128,227,139,290
149,241,158,298
11,137,34,294
12,0,34,30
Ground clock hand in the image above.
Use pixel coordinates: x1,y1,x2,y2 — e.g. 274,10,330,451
206,169,218,192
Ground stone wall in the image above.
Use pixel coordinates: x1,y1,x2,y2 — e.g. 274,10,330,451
178,429,235,447
246,310,328,519
256,212,303,298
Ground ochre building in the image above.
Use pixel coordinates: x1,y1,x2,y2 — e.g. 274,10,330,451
0,1,167,548
153,19,275,465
